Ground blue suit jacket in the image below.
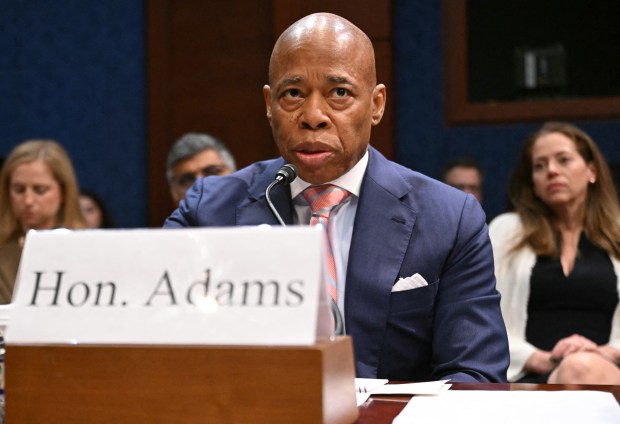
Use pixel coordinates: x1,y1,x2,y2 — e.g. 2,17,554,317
165,147,509,382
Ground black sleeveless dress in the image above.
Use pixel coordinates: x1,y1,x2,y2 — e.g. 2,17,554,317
517,234,619,383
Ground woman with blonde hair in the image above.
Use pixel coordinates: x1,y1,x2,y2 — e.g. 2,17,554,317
490,122,620,384
0,140,86,303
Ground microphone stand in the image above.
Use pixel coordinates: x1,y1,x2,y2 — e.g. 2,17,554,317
265,180,287,226
265,163,297,226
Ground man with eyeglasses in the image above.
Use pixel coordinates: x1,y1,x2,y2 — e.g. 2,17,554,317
166,133,237,205
440,156,484,203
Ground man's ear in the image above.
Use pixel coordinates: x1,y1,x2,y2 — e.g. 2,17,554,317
371,84,387,126
263,85,273,126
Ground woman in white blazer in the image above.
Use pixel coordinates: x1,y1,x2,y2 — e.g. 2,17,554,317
490,122,620,384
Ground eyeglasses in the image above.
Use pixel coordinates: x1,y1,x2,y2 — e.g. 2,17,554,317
173,165,228,188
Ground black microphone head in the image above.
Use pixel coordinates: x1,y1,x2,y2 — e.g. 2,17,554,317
276,164,298,185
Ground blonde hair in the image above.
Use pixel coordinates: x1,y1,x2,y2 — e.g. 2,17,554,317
507,122,620,259
0,139,86,242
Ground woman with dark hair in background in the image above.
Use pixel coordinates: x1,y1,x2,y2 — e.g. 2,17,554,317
80,189,115,228
490,122,620,384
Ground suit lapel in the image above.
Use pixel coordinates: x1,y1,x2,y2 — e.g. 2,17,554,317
236,158,294,226
345,147,418,377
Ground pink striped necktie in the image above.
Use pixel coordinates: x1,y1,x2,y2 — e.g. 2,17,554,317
302,184,350,301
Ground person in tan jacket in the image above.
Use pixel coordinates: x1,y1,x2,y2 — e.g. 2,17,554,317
0,140,85,304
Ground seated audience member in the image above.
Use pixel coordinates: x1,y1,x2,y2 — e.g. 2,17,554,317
80,189,115,228
166,133,236,205
441,156,484,203
490,122,620,384
0,140,86,304
165,12,509,382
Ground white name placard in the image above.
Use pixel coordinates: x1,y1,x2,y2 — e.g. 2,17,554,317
6,226,332,346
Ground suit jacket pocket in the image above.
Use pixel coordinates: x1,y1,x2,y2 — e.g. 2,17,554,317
389,279,439,315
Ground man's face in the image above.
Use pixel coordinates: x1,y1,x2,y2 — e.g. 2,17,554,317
169,149,231,204
263,34,385,184
444,166,483,202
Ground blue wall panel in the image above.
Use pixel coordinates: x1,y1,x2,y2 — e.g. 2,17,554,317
0,0,146,227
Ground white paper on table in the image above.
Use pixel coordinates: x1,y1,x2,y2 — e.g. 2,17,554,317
355,378,451,406
355,378,389,392
371,380,451,395
393,390,620,424
355,378,388,406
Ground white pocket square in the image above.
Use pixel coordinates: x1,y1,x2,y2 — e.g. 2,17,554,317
392,273,429,292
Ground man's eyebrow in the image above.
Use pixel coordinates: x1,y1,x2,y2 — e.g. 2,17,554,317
280,76,303,85
277,75,354,87
327,75,353,85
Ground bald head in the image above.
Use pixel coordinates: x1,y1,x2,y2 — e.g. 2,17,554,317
269,13,377,86
263,12,386,184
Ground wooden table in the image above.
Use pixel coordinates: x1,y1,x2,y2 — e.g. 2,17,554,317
355,383,620,423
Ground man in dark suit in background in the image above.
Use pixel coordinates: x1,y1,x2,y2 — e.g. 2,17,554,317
165,12,509,382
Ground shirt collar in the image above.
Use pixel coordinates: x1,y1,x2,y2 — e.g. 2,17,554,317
289,149,369,198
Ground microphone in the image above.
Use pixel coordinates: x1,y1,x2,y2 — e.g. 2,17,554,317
274,163,298,186
265,164,297,226
264,163,344,336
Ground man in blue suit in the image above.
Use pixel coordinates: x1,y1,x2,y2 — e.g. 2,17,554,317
165,12,509,383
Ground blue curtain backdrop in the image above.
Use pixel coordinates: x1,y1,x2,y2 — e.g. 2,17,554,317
1,1,619,226
0,0,146,228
